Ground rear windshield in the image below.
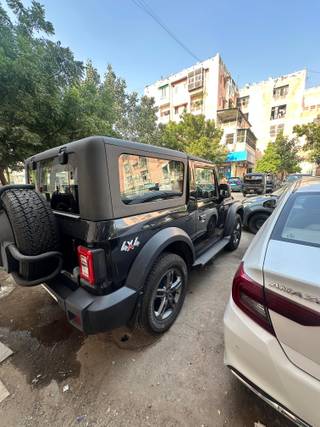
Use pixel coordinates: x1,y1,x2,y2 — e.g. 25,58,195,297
28,154,79,214
272,193,320,247
244,175,263,183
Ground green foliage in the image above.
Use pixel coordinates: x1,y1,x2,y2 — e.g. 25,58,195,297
0,0,228,185
0,1,159,184
294,120,320,164
256,132,301,177
255,142,280,173
0,0,83,182
159,113,226,163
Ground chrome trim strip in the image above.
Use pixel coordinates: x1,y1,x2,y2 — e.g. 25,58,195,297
41,284,58,302
53,210,80,219
229,367,311,427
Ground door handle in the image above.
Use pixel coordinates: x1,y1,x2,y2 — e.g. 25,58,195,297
199,214,206,222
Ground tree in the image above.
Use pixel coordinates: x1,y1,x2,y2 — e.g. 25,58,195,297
294,119,320,164
255,132,301,178
0,2,160,185
255,142,280,173
0,0,83,184
158,113,225,162
102,64,159,144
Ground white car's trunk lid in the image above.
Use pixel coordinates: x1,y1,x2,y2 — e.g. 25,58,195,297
264,239,320,380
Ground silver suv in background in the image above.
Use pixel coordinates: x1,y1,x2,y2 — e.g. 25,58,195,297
224,177,320,427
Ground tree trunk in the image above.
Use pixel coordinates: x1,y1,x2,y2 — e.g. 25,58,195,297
5,168,10,183
0,167,8,185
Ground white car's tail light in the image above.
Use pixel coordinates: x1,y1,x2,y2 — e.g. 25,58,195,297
233,262,320,333
232,262,275,335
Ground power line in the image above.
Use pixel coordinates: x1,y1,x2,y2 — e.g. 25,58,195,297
131,0,201,63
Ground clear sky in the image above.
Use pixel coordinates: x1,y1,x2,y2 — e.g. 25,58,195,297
14,0,320,93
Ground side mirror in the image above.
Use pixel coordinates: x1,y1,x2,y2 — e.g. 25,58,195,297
219,183,231,199
263,198,277,209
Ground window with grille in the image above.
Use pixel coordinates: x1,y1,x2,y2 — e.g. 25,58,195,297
159,85,168,99
225,133,234,144
273,85,289,98
237,96,249,108
188,68,203,91
270,124,284,137
271,105,287,120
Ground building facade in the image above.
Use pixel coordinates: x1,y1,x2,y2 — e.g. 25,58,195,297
216,108,257,178
144,54,238,125
145,54,257,177
239,70,320,174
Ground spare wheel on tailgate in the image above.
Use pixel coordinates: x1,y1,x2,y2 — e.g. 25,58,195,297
1,188,60,255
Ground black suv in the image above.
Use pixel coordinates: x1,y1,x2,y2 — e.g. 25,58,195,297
0,137,243,335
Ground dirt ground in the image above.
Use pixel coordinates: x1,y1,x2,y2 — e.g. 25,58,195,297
0,229,294,427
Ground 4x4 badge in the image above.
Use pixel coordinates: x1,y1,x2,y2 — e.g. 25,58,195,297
121,237,140,252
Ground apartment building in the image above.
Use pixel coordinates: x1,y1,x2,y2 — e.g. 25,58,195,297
239,70,320,173
216,108,257,177
144,54,238,125
145,54,257,177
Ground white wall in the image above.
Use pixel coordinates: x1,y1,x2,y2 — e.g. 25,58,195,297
144,54,221,124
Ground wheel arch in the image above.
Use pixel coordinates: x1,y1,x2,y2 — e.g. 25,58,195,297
247,209,271,224
125,227,195,291
223,202,243,236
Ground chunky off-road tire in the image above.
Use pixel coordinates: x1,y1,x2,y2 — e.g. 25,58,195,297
248,212,270,234
226,214,242,251
1,189,60,255
138,252,188,335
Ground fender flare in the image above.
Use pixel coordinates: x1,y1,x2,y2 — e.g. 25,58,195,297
223,202,243,236
247,209,272,224
125,227,195,291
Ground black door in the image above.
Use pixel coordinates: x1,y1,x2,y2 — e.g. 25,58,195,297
192,162,221,249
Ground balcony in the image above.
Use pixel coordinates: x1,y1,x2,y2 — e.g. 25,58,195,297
217,108,251,128
237,128,257,151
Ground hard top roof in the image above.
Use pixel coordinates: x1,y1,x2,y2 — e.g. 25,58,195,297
26,135,215,165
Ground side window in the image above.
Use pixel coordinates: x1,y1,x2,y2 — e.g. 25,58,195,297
195,167,217,199
119,154,184,205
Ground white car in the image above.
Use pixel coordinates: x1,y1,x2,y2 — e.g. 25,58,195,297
224,177,320,427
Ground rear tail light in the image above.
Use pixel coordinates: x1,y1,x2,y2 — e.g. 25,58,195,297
77,246,95,285
232,262,275,335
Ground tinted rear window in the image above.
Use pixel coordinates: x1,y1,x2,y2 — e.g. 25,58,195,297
28,154,79,214
272,193,320,247
244,175,263,183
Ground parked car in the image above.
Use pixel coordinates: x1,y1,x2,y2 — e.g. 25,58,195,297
242,173,267,196
224,177,320,427
0,136,244,335
243,185,289,233
284,173,312,184
228,177,243,192
266,173,277,193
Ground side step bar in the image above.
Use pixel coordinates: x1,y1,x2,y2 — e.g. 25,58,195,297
193,236,230,267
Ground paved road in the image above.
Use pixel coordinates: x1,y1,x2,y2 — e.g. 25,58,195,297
0,230,294,427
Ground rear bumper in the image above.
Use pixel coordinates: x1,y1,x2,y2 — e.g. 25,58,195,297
43,275,139,334
224,297,320,427
243,187,263,193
